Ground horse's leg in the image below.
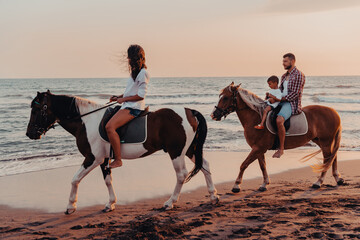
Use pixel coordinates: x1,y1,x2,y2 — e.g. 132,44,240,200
258,154,270,191
189,156,219,204
312,144,333,189
66,157,104,214
100,158,117,212
164,155,188,210
312,169,327,189
332,155,344,185
232,149,260,193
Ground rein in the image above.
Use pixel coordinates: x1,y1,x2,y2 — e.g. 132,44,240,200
75,102,118,120
215,89,246,118
34,94,118,134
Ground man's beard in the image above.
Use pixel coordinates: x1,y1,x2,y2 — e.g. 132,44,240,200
285,64,293,70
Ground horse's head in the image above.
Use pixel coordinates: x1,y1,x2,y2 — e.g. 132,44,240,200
26,90,57,139
211,82,241,121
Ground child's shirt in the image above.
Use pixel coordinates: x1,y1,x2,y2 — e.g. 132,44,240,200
265,88,282,108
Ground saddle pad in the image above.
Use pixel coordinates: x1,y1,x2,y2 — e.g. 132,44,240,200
99,107,147,144
266,111,308,136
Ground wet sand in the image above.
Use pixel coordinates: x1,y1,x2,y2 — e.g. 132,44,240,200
0,151,359,239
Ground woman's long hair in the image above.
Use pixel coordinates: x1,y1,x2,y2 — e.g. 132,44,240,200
127,45,147,81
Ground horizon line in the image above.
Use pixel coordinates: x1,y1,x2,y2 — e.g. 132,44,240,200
1,74,360,80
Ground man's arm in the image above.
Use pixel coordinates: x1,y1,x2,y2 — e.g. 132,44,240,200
268,93,281,102
284,73,305,101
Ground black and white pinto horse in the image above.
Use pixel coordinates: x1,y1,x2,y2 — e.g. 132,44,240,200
26,91,219,214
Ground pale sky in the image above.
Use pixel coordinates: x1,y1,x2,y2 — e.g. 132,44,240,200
1,0,360,78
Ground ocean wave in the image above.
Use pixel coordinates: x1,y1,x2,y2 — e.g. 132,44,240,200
312,96,360,104
0,153,70,162
338,110,360,115
147,93,216,99
1,94,24,98
149,101,215,106
1,76,359,177
336,85,353,89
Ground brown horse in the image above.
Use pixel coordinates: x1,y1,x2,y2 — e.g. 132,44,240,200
26,91,219,214
211,83,343,192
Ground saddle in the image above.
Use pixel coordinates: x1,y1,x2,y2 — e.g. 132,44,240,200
99,106,149,144
266,106,308,150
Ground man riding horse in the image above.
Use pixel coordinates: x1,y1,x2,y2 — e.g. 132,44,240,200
268,53,306,158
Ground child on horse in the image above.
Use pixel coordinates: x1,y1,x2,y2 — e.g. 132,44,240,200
254,75,282,130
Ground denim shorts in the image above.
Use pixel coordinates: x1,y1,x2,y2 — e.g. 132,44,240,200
125,107,142,117
277,102,292,121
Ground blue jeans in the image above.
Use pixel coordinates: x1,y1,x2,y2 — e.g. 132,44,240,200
277,102,292,121
125,107,142,117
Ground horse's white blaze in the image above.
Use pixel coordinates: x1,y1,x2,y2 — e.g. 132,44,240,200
211,95,223,118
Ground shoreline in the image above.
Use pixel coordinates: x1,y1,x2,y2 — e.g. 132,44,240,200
2,146,359,178
0,150,358,213
0,154,359,239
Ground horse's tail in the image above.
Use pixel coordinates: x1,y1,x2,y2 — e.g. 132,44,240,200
302,126,342,173
184,109,207,183
312,126,341,173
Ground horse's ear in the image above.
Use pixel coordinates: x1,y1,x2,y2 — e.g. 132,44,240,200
230,82,234,86
235,83,241,90
37,91,40,96
47,90,51,94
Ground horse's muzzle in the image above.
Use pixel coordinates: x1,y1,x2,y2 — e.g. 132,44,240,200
211,108,223,121
26,130,41,140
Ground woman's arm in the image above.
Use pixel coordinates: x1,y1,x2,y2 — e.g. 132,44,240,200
116,95,143,104
109,94,124,102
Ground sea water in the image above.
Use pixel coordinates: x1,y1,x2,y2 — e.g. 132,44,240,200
0,76,359,177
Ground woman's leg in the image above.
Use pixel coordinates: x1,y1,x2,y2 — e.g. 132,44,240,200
105,109,134,168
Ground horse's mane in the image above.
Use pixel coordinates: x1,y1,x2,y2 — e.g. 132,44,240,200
74,96,103,115
238,88,267,118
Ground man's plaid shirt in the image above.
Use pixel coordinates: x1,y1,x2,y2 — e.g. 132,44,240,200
280,67,305,115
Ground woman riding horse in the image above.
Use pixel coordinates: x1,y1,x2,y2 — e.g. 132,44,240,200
106,44,149,168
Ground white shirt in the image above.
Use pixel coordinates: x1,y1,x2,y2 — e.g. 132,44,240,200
266,88,282,108
121,68,150,110
282,76,289,97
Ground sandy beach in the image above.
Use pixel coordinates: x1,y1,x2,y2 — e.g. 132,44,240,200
1,150,359,239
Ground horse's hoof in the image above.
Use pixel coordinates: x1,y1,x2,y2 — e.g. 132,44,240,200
65,209,76,215
163,205,173,210
311,184,321,189
231,188,240,193
102,206,114,213
211,196,220,205
258,187,267,192
337,178,345,186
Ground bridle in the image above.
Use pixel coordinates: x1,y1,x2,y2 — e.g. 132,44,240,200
214,88,248,119
214,89,238,119
32,93,117,135
32,93,54,135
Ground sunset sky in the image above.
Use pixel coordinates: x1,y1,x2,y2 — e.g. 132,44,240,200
1,0,360,78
